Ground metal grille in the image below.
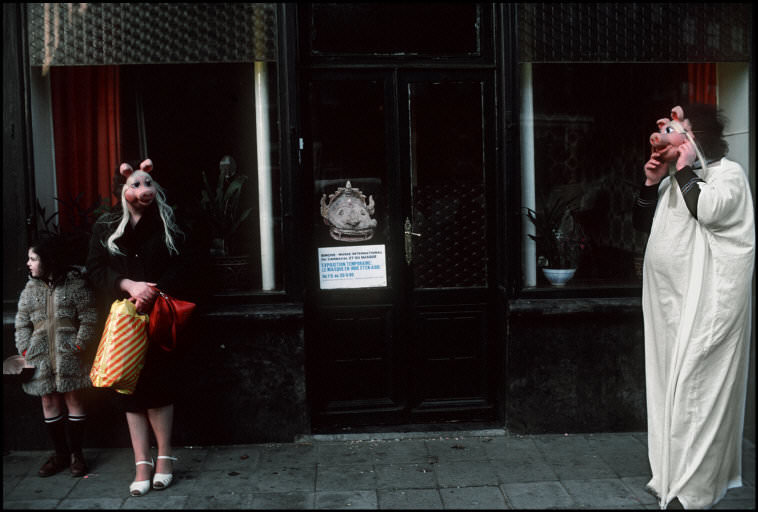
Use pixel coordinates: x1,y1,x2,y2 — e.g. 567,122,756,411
519,3,752,62
27,3,277,70
413,183,488,288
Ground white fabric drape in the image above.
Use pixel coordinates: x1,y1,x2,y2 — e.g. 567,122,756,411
642,158,754,509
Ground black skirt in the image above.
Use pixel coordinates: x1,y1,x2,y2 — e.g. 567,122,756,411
114,341,180,412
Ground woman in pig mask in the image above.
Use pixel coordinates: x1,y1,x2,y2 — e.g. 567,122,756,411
87,159,197,496
633,104,755,509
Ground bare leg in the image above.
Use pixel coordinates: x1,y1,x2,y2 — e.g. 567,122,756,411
41,392,64,418
147,404,174,475
126,411,153,481
62,389,86,416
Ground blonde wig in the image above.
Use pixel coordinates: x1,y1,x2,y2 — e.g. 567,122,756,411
106,176,184,256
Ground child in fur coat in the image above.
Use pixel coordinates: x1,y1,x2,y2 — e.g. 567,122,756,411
14,235,98,477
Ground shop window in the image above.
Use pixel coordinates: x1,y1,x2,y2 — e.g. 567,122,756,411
26,3,282,292
517,3,752,291
519,62,741,290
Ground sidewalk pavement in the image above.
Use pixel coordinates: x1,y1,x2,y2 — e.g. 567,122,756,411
3,430,755,509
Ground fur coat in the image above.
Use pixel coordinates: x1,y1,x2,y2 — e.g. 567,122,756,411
14,270,98,396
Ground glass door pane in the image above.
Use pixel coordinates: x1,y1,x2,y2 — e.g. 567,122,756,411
408,81,487,289
309,78,393,293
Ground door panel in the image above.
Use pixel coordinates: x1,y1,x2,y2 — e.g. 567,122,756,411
407,80,488,289
402,72,495,421
305,69,496,429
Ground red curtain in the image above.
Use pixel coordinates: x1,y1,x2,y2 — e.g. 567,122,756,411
687,63,717,105
50,66,121,231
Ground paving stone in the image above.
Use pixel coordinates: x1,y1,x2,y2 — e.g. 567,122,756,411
2,452,39,477
164,446,211,472
533,434,617,480
249,491,316,509
374,463,437,490
4,471,80,501
377,488,443,509
316,442,379,466
362,439,430,464
85,449,135,473
424,438,491,461
484,435,539,461
65,471,133,499
56,497,127,509
3,475,23,499
561,478,644,508
316,439,428,466
1,498,61,509
494,458,558,484
585,433,651,477
314,490,377,509
502,481,576,509
181,491,255,509
434,460,500,488
180,469,258,495
439,485,508,509
202,446,262,471
117,494,189,509
620,476,658,505
712,498,756,509
252,464,316,493
260,442,319,467
722,483,757,501
742,447,755,487
1,433,753,510
316,464,377,491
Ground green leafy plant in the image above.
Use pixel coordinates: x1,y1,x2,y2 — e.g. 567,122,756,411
200,155,253,256
524,192,586,269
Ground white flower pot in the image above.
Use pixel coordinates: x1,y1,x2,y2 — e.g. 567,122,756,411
542,268,576,287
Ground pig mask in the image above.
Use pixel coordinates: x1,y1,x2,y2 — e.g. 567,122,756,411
649,106,692,163
120,159,156,209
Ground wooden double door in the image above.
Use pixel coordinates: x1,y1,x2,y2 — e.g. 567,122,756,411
303,67,498,430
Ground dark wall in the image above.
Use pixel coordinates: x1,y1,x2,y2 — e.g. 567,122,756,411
3,305,309,451
505,298,646,434
3,3,33,314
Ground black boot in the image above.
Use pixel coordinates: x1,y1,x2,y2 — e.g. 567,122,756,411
39,415,69,477
67,414,88,477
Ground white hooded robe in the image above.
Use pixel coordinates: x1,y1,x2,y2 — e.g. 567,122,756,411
642,157,755,509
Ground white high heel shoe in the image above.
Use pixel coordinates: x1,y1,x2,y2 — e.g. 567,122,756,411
152,455,177,490
129,459,154,496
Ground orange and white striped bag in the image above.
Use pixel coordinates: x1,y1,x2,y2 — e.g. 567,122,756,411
89,299,149,395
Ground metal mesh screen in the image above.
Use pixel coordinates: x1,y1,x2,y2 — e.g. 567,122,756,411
413,183,488,288
519,3,752,62
27,3,277,69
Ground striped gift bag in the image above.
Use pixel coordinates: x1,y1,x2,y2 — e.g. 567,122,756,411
90,300,149,395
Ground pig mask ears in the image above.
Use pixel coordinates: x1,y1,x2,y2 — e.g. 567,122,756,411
670,106,692,132
119,159,154,178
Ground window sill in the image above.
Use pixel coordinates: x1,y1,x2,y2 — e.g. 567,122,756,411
201,302,304,321
509,296,641,316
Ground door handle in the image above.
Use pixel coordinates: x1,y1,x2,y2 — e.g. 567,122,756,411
404,217,422,265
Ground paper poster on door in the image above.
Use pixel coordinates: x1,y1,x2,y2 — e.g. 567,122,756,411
318,245,387,289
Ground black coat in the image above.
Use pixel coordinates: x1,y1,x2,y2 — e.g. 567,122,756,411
86,205,199,306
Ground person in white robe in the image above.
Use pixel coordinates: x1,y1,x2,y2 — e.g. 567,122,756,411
633,104,755,509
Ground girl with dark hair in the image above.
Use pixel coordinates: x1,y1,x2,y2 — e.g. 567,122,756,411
14,235,98,478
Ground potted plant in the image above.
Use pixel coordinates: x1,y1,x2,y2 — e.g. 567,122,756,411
200,155,254,290
524,191,586,286
200,155,253,257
